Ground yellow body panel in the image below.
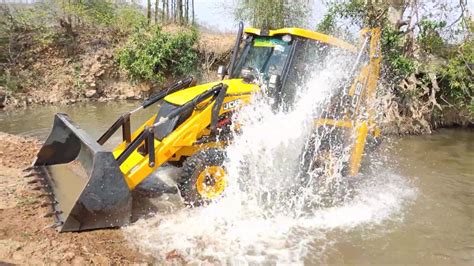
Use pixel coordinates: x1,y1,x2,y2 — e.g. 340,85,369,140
113,80,257,189
244,27,358,52
165,79,258,106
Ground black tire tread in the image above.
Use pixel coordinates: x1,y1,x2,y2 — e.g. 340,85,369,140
178,148,226,207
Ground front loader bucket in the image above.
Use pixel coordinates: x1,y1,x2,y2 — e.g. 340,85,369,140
30,113,132,232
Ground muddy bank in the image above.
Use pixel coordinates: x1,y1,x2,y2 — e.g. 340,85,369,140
0,132,152,264
0,22,234,110
0,35,151,109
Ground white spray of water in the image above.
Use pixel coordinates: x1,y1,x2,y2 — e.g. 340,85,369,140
124,53,417,264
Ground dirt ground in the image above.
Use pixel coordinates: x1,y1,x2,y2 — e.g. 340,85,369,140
0,132,153,264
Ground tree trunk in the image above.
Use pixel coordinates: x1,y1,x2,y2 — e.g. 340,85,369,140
191,0,195,24
177,0,182,25
155,0,159,24
172,0,176,22
162,0,166,22
185,0,189,24
147,0,151,25
387,0,406,26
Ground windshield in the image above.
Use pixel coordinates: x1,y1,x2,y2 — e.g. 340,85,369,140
232,36,293,79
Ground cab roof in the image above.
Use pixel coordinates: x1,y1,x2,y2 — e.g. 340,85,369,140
244,27,357,53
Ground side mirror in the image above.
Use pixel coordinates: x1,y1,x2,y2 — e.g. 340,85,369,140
217,65,227,80
268,74,281,90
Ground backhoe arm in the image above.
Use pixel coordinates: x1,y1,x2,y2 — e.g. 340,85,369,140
314,27,382,176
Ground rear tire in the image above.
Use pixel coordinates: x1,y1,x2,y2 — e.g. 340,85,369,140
178,148,227,207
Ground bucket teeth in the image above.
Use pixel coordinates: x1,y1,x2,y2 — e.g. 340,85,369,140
44,221,64,230
24,172,39,178
27,178,44,184
40,200,58,207
32,185,49,190
43,210,63,218
23,166,36,172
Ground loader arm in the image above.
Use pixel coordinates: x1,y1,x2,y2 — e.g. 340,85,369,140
112,84,229,189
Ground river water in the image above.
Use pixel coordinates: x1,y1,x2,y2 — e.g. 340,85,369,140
0,101,473,264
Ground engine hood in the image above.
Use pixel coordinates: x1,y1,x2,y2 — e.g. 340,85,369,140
164,79,260,106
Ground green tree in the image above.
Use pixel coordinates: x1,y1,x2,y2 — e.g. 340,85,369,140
234,0,310,29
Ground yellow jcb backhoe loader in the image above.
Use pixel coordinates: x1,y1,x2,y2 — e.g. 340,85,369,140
25,23,382,232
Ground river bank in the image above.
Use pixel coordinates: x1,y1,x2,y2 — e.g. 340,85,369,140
0,132,153,264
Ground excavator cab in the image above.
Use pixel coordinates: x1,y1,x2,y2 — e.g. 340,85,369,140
230,28,358,109
26,24,382,232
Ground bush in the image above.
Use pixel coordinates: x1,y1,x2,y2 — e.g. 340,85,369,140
439,26,473,116
381,27,416,79
117,26,198,83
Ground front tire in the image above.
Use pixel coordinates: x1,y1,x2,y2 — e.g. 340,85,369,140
178,148,227,207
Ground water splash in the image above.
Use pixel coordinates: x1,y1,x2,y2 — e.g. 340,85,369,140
124,52,417,264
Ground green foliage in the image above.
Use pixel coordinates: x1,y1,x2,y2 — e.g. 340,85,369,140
60,0,115,26
418,19,447,54
381,27,416,78
317,1,415,79
234,0,309,29
72,63,86,94
118,27,199,82
315,8,337,33
439,25,474,115
114,6,148,33
63,1,147,32
317,0,381,31
318,0,473,120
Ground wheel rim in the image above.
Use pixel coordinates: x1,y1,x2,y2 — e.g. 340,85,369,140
196,166,226,199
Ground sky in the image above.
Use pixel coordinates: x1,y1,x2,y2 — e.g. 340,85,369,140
188,0,473,33
193,0,327,32
138,0,474,33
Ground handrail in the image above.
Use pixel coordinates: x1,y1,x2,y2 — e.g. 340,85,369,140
116,83,227,167
96,77,195,145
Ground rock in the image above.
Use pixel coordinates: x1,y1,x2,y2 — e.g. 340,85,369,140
62,251,75,261
137,82,151,92
124,90,136,100
89,63,102,76
94,69,105,77
98,97,108,103
48,94,58,103
71,255,86,265
85,89,97,98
